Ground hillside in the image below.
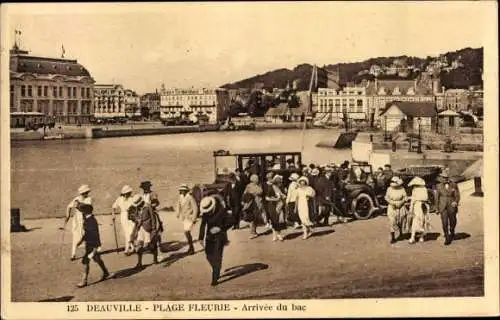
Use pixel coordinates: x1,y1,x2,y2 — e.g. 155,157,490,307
222,47,483,90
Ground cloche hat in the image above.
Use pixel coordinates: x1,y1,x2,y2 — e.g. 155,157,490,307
297,176,309,185
408,177,426,187
78,184,91,195
121,185,133,194
289,173,299,181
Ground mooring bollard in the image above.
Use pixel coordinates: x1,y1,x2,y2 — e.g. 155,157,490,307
472,177,484,197
11,208,21,232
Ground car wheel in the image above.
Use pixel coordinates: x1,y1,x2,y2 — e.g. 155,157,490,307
352,193,376,220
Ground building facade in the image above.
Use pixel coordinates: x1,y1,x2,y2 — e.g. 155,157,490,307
314,86,368,124
442,89,469,111
160,87,230,124
140,92,161,119
9,44,95,126
93,84,126,118
124,89,140,116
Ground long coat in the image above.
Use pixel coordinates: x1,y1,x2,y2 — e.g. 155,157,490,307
314,175,335,205
435,181,460,214
176,194,199,222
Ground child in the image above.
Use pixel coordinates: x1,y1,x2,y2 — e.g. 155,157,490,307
76,202,110,288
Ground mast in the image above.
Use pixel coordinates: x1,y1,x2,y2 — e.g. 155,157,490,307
300,64,317,153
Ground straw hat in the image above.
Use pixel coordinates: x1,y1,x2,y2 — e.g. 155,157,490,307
311,168,320,176
324,166,334,172
132,194,145,207
200,196,216,214
178,184,190,191
390,176,403,187
140,181,152,189
289,173,299,181
408,177,426,187
78,184,91,195
250,174,259,183
271,175,283,184
121,185,133,194
297,176,309,185
302,167,310,173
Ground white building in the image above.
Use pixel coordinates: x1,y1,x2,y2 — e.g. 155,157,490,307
160,87,229,124
315,86,368,124
124,89,140,116
94,84,126,118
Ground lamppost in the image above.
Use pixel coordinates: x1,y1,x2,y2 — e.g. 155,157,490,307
384,115,390,141
417,117,423,154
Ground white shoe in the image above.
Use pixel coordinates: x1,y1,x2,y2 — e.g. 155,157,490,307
277,235,284,241
272,235,277,241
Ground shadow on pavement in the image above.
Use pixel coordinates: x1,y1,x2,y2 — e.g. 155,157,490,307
424,232,441,241
112,264,152,279
310,229,335,238
159,241,187,253
161,249,202,268
283,231,302,240
13,226,42,232
38,295,74,302
258,229,272,237
453,232,471,241
218,263,269,284
100,247,125,255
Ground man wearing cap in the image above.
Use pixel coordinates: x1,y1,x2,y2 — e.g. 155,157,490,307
112,185,135,255
314,167,336,226
199,195,231,286
436,169,461,245
65,184,93,260
129,194,165,268
75,198,110,288
286,173,301,229
139,181,160,210
176,184,199,255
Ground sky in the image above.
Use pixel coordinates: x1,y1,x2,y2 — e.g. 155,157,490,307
4,2,494,94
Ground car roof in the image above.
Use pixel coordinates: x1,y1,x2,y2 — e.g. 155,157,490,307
213,150,301,157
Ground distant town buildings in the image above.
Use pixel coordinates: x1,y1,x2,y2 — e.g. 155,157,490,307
93,84,126,118
124,89,140,116
315,86,368,124
140,91,161,119
9,42,95,126
159,87,230,124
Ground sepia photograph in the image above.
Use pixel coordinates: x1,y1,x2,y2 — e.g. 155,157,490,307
1,1,498,319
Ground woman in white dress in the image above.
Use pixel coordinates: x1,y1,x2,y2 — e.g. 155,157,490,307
112,185,135,255
384,176,408,244
65,184,92,260
295,176,316,239
408,177,430,244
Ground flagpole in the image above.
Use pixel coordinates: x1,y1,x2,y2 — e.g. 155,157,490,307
300,64,316,154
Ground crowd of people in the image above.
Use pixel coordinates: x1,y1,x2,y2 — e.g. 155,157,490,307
64,161,461,288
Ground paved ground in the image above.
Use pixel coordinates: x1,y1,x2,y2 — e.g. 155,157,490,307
11,180,483,302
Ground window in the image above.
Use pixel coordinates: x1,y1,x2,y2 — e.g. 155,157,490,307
329,99,333,107
81,88,85,98
44,86,48,97
336,105,341,113
86,88,90,98
53,86,58,97
10,85,15,111
335,99,340,107
37,86,42,97
67,87,71,97
59,87,63,97
73,87,77,98
28,86,32,97
342,99,347,106
21,85,26,97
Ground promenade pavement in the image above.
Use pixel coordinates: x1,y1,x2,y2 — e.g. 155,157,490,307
10,180,483,302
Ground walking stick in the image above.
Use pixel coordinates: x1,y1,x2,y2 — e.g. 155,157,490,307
111,216,120,254
58,224,66,258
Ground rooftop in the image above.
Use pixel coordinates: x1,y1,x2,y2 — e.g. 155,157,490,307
381,101,437,117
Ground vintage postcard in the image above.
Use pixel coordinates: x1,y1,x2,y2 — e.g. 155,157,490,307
1,1,498,319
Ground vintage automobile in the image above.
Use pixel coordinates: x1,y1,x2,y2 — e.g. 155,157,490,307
191,150,303,205
336,162,443,220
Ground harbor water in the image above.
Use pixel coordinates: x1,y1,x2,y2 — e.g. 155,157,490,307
10,129,476,219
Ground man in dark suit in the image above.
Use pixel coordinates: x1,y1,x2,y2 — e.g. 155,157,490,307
314,167,336,226
229,172,245,229
435,170,461,245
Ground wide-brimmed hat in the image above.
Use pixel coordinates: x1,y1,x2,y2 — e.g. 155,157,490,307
132,194,145,207
390,176,403,187
78,184,91,195
297,176,309,185
178,184,190,191
200,196,216,214
250,174,259,183
121,185,133,194
271,175,283,184
289,173,300,181
408,176,426,187
140,181,152,189
311,168,320,176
